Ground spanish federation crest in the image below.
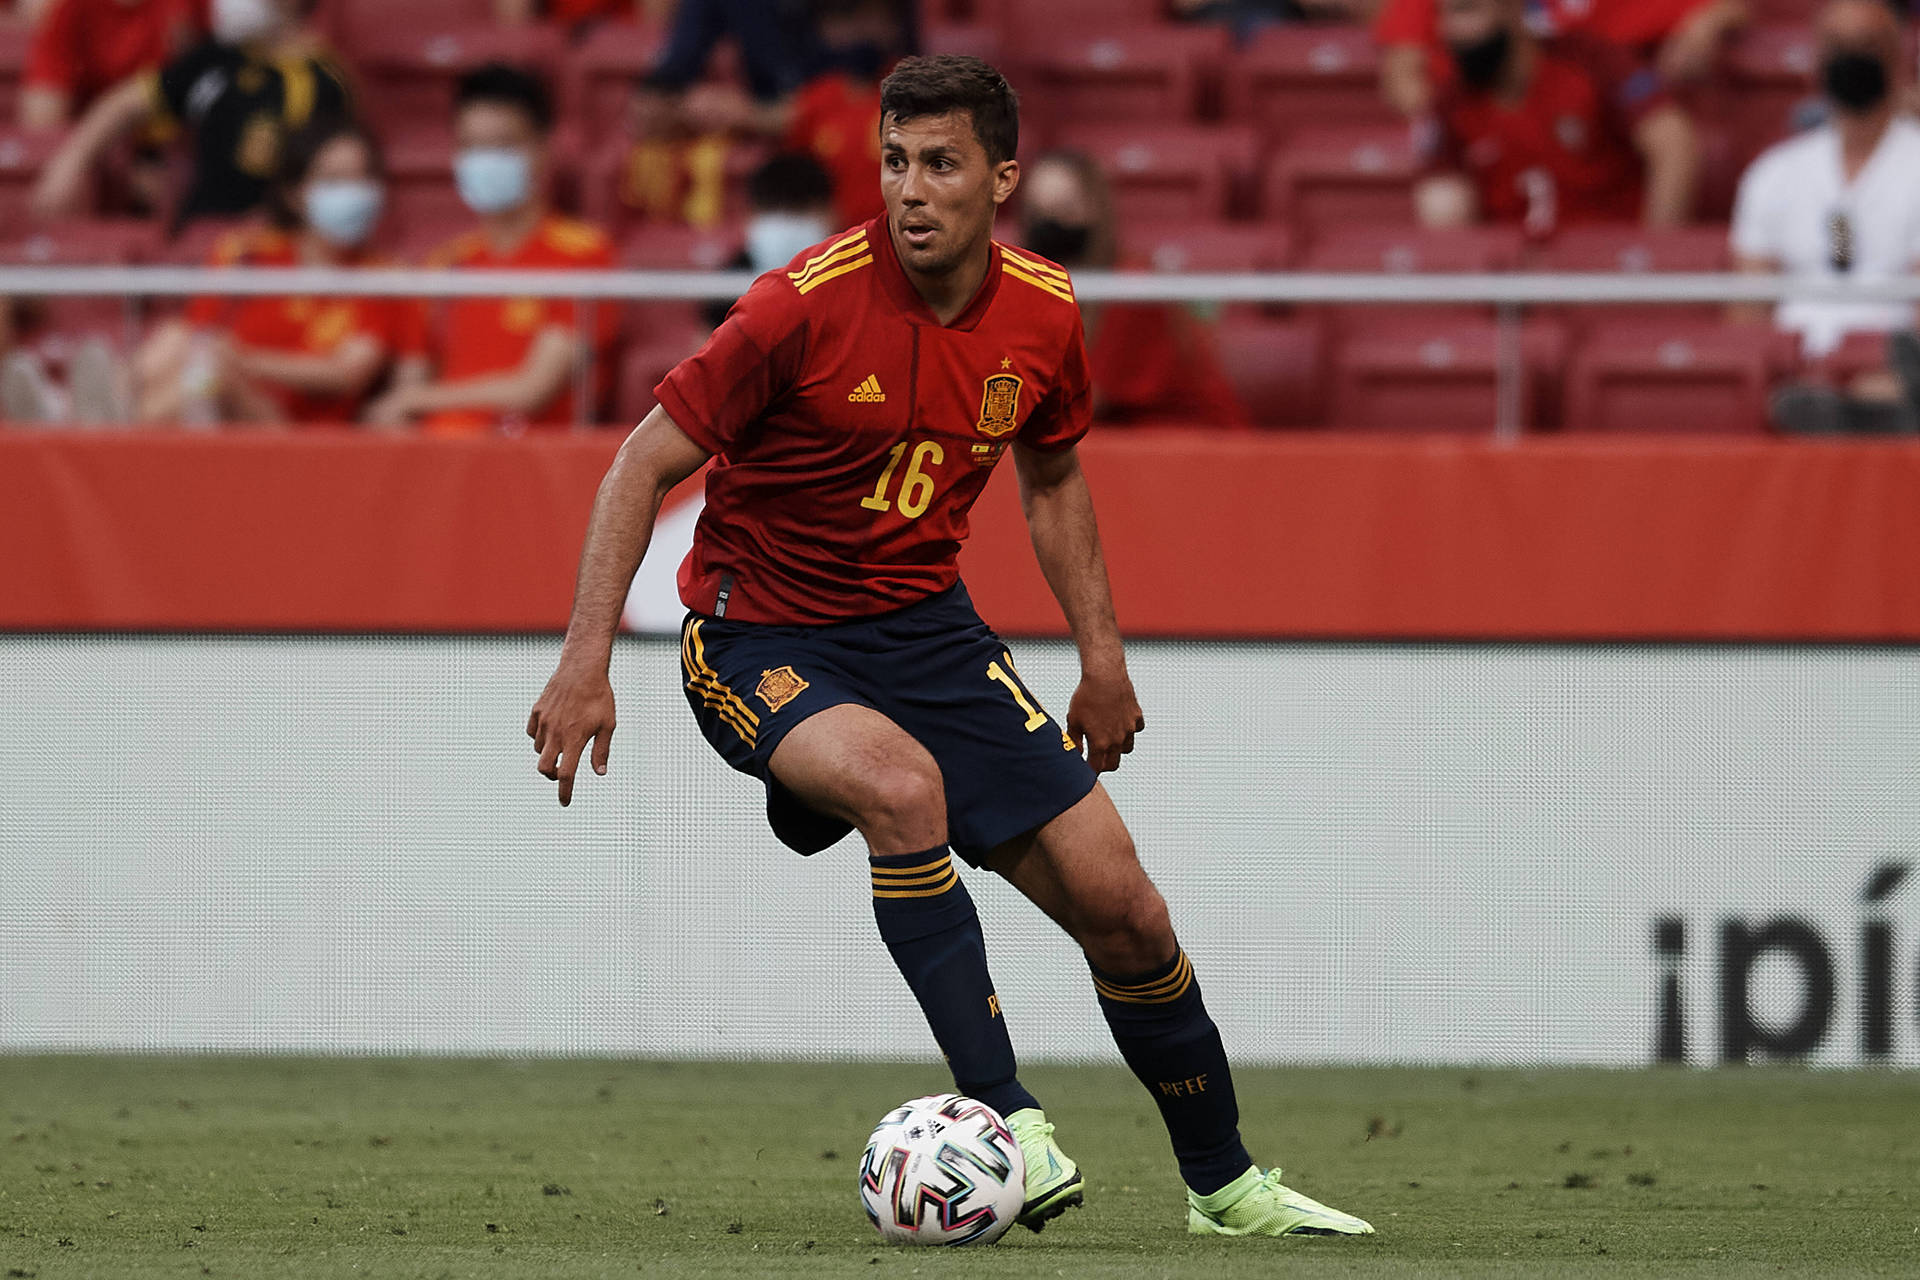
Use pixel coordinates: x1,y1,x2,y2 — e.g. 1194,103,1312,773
975,373,1023,439
755,666,809,712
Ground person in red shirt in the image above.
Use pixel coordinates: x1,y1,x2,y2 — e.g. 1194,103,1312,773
1376,0,1748,117
1414,0,1699,235
526,54,1377,1243
126,119,408,424
367,63,615,434
20,0,205,128
1019,150,1248,428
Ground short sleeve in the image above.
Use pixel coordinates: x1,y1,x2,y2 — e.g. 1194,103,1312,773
1372,0,1436,46
153,38,219,124
1020,314,1093,453
24,0,81,92
1729,153,1781,263
653,272,806,456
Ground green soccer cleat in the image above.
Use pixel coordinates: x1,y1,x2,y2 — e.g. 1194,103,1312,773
1187,1165,1375,1237
1006,1108,1084,1232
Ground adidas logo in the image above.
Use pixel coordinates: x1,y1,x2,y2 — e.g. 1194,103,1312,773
847,375,887,403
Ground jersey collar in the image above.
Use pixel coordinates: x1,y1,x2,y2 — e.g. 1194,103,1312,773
871,213,1002,332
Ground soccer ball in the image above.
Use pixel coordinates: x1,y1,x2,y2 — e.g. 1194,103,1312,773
858,1093,1026,1246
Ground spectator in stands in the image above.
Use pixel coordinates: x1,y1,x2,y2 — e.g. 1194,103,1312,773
30,0,351,232
1412,0,1698,236
1734,0,1920,434
702,150,836,326
365,63,615,434
1377,0,1747,117
1021,151,1248,428
20,0,204,129
126,120,411,426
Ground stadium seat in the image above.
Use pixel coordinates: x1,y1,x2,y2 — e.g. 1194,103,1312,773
1720,24,1820,168
1124,219,1292,273
0,219,159,342
620,223,744,271
1563,322,1772,433
995,0,1164,40
1213,314,1324,427
1223,26,1397,147
1021,26,1230,125
1263,124,1420,237
329,0,492,56
617,316,712,424
1327,319,1564,432
1300,224,1522,333
1055,123,1257,223
380,133,472,258
564,21,666,149
352,23,568,147
1536,224,1733,330
922,22,1003,63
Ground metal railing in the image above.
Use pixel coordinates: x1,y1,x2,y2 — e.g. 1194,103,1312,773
9,266,1916,438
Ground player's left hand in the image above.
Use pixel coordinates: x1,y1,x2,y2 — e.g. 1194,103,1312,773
1067,669,1144,775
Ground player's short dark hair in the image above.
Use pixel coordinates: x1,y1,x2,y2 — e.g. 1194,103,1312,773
455,62,554,135
747,152,835,213
879,55,1019,165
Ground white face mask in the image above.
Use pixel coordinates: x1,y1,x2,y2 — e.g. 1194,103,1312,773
304,179,384,248
745,212,832,274
211,0,280,46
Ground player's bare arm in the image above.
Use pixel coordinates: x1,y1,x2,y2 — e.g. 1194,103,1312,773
1013,440,1143,775
527,405,710,805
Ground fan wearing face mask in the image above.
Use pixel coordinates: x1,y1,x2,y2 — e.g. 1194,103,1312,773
1412,0,1698,236
365,63,616,434
120,120,412,426
31,0,351,233
1019,152,1247,429
1732,0,1920,435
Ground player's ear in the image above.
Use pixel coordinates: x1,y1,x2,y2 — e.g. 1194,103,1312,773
991,159,1020,208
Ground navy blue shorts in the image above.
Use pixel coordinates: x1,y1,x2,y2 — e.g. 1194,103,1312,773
678,582,1097,864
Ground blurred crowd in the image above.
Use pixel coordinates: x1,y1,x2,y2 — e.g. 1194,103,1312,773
0,0,1916,433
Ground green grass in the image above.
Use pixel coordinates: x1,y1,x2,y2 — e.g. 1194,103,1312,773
1,1058,1916,1279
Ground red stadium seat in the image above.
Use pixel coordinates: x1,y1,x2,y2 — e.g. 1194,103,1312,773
621,222,744,271
353,23,568,147
1055,123,1257,223
996,0,1164,39
330,0,492,56
1720,24,1820,169
1264,124,1420,237
617,315,711,424
0,219,159,341
1214,314,1324,427
1328,319,1564,432
922,23,1003,63
1300,224,1522,333
564,22,666,149
1022,26,1229,126
1224,27,1397,147
1124,219,1293,272
1536,224,1733,330
1563,322,1772,434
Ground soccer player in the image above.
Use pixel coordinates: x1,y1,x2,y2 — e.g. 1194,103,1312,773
527,55,1374,1240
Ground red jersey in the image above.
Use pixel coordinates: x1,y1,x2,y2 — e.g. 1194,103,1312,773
1421,35,1669,235
186,225,412,423
1086,302,1247,428
26,0,204,109
414,214,616,434
656,217,1092,625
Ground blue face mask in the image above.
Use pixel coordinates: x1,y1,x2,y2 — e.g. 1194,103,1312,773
304,179,384,248
455,147,533,216
745,212,832,273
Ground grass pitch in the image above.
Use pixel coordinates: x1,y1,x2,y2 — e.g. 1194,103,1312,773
1,1058,1915,1279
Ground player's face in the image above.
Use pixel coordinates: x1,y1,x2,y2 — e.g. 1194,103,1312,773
880,110,1019,280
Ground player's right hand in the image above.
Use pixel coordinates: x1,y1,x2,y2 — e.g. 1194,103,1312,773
527,665,617,808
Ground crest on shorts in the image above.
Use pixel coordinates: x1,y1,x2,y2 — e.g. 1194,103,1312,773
976,373,1023,438
755,666,809,712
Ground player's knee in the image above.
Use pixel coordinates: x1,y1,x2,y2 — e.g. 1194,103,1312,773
855,756,947,849
1079,874,1176,974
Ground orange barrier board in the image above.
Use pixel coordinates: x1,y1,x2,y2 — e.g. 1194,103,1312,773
4,429,1918,639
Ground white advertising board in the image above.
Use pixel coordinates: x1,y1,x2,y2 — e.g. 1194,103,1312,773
3,635,1915,1066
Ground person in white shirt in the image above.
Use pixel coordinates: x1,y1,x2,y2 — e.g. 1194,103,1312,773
1730,0,1920,433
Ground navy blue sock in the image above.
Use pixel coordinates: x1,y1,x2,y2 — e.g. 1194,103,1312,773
1091,948,1253,1196
870,848,1039,1121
